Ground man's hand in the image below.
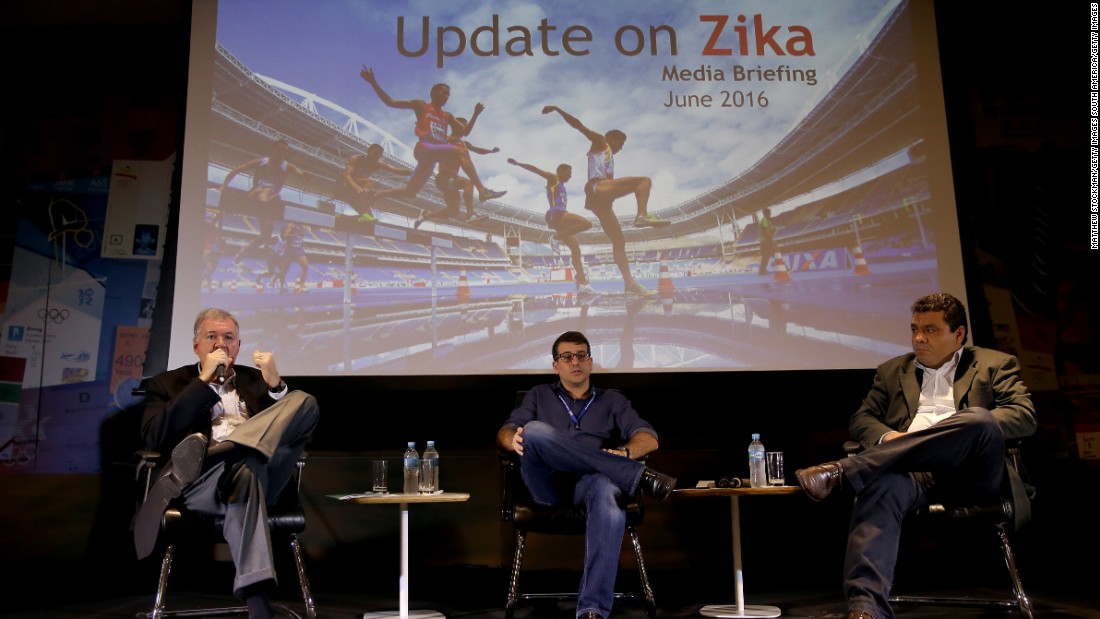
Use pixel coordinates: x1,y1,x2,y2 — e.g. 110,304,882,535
252,351,282,389
202,349,231,383
360,66,377,84
510,426,525,456
541,105,559,115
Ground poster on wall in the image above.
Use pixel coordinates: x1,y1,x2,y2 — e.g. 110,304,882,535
101,157,175,260
171,0,968,375
0,170,168,473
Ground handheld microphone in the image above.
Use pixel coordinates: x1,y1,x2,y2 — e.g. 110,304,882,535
215,362,226,382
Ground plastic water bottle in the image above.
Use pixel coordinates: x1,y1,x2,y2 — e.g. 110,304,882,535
403,442,420,494
421,440,439,493
748,433,767,488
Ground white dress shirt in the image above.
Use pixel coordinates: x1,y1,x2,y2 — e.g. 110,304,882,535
909,347,964,433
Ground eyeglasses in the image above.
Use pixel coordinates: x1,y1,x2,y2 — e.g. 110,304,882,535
554,351,592,363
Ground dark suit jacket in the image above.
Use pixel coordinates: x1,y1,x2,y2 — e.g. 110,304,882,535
140,364,278,455
848,345,1036,450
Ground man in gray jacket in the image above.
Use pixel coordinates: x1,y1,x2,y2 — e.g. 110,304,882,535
794,292,1036,619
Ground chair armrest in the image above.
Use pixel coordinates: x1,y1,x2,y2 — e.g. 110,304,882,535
134,450,162,500
500,451,519,522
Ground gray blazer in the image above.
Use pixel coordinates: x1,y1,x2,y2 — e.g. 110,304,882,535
848,346,1037,450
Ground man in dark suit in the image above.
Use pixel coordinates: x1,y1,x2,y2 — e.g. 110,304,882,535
134,307,319,619
794,292,1036,619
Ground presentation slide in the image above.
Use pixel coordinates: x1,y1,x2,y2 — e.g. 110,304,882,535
170,0,967,375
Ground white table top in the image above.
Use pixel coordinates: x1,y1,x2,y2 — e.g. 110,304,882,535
330,491,470,505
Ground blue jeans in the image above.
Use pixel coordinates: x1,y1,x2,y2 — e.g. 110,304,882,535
517,421,647,618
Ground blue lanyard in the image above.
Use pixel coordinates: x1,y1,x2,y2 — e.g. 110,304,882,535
556,390,597,429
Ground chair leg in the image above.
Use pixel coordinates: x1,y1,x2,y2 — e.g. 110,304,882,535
627,527,656,619
505,530,527,619
890,524,1032,616
288,533,316,619
996,525,1034,619
139,544,175,619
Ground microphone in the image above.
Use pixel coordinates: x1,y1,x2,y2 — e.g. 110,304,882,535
716,477,747,488
215,362,226,383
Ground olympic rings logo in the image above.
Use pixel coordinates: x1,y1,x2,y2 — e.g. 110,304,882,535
38,308,70,324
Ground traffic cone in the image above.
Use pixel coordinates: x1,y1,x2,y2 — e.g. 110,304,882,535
772,252,791,283
657,258,675,297
852,245,871,275
457,269,470,302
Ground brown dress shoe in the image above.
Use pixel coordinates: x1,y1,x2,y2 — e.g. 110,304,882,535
794,461,843,501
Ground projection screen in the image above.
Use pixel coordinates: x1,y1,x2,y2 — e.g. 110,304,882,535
169,0,967,375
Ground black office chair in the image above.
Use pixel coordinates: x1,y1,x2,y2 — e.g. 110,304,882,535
131,383,316,619
500,391,657,619
133,448,315,619
844,439,1035,618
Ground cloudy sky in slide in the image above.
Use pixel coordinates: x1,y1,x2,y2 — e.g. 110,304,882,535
214,0,898,218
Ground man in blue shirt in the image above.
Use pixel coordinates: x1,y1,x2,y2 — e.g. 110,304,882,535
497,330,676,619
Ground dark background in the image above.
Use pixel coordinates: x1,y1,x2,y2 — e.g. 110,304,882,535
1,0,1096,613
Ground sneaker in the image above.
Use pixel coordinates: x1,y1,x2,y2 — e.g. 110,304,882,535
479,188,507,202
413,211,426,230
466,213,488,223
633,214,671,228
576,283,599,295
358,212,377,223
624,282,657,296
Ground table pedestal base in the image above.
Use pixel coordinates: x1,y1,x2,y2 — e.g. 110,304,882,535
700,603,781,618
363,610,445,619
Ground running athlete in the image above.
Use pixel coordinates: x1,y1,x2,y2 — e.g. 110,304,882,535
279,221,310,293
359,67,505,210
416,109,500,229
342,143,410,222
541,105,668,295
202,210,224,290
507,157,595,294
219,138,305,263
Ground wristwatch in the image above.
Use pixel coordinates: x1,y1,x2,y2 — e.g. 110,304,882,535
268,380,287,393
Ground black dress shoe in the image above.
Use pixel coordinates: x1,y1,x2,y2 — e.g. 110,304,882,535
639,468,676,502
848,611,875,619
578,611,602,619
133,433,208,559
795,461,843,502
